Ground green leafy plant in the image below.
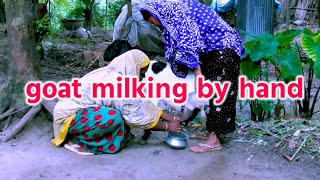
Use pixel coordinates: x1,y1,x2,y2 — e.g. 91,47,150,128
67,2,85,19
106,0,126,29
35,14,53,37
297,29,320,118
47,0,126,30
241,28,320,120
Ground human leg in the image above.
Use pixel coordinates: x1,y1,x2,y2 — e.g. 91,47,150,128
67,106,130,155
190,49,240,152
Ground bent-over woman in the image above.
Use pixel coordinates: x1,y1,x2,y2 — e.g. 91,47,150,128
52,50,182,155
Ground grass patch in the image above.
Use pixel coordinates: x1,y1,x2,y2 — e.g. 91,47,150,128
46,35,99,46
236,117,320,156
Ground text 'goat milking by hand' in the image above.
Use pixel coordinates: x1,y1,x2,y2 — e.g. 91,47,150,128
24,74,229,105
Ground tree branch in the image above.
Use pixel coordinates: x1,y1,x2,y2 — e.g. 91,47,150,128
41,99,57,115
3,105,41,142
3,115,12,130
0,107,15,120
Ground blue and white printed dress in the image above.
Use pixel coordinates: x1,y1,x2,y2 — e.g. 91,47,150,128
142,0,245,135
141,0,245,78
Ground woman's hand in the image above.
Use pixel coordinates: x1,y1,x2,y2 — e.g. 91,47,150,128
168,120,183,133
194,66,202,77
194,66,202,92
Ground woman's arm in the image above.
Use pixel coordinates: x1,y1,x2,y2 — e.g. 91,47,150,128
194,65,203,91
151,112,182,132
161,111,181,122
150,112,182,133
194,66,202,77
150,121,182,132
114,99,182,132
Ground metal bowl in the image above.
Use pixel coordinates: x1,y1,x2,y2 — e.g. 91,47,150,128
61,19,84,30
165,132,188,150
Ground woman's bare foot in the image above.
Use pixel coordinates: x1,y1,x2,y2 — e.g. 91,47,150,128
203,133,221,147
68,141,88,152
64,141,94,155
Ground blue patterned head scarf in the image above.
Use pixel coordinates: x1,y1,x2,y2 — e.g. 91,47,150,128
141,0,245,78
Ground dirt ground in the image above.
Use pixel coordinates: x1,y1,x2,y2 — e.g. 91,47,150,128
0,112,319,180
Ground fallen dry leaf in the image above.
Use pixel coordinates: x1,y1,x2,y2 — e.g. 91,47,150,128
300,127,315,132
274,141,282,148
288,137,297,149
293,130,301,137
191,124,201,128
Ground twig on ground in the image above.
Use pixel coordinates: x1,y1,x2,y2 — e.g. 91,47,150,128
0,107,15,120
3,115,12,131
3,105,42,142
284,136,309,162
83,55,99,71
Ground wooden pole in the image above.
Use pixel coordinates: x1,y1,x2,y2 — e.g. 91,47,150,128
105,0,108,28
127,0,132,17
286,0,291,29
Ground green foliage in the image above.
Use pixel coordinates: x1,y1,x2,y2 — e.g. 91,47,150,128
275,49,301,80
241,28,306,80
258,100,274,113
34,14,54,44
314,61,320,79
275,29,302,48
241,28,320,120
50,0,76,29
243,34,279,62
48,0,126,30
106,0,126,28
252,104,262,116
240,56,260,80
94,6,108,28
35,14,50,35
301,31,320,62
302,28,320,37
301,30,320,79
67,1,85,19
250,130,264,137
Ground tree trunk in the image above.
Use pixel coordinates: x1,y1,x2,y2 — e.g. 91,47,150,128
84,0,94,28
89,0,94,28
0,0,5,23
5,0,40,106
0,0,41,141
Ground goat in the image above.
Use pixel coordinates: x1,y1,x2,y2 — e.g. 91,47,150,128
103,40,207,143
103,39,134,63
